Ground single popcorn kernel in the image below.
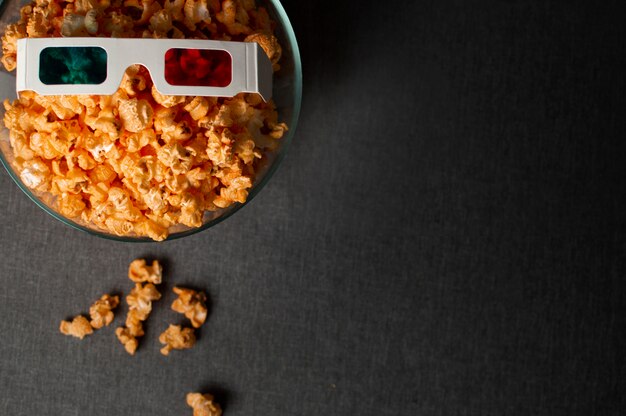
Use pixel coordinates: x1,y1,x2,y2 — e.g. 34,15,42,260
125,309,145,337
245,31,282,70
127,283,162,319
186,392,222,416
128,259,163,284
60,315,94,339
115,327,139,355
158,324,196,356
118,98,154,133
172,287,208,328
89,294,121,329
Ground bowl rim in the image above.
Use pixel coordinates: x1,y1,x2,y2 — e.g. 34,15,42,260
0,0,303,242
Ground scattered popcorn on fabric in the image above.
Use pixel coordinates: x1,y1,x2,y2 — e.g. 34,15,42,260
60,293,120,337
116,258,163,354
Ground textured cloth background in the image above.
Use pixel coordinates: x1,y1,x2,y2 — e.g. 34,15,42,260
0,1,624,415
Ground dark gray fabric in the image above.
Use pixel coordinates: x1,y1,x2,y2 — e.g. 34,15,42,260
1,1,624,415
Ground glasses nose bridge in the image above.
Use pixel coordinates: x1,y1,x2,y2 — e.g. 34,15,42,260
110,46,165,85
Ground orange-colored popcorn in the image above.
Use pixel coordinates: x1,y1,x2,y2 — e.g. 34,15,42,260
60,292,119,338
60,315,94,339
1,0,288,241
186,392,222,416
128,259,163,284
245,31,282,71
158,324,196,356
116,258,163,354
118,98,154,133
115,327,139,355
125,309,145,337
171,287,208,328
126,283,162,320
89,294,121,329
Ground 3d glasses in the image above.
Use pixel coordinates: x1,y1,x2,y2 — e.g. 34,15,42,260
16,37,273,101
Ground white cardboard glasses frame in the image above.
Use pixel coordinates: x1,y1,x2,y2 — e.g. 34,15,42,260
16,37,273,101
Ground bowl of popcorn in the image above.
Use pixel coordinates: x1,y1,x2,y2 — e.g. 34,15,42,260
0,0,301,241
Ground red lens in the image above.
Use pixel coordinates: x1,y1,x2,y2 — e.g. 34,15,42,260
164,48,232,87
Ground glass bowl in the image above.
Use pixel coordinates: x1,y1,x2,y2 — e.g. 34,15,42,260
0,0,301,241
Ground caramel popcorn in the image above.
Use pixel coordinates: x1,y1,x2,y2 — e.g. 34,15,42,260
115,327,140,355
89,294,121,329
128,259,163,284
186,392,222,416
115,282,161,354
127,283,162,320
159,324,196,356
172,287,208,328
60,315,94,339
116,258,163,354
118,98,154,133
245,31,282,71
1,0,288,241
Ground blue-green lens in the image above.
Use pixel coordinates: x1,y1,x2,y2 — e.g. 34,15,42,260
39,46,107,85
